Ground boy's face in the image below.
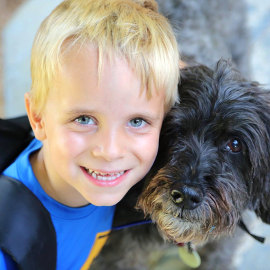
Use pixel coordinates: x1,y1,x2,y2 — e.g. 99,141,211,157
34,46,165,207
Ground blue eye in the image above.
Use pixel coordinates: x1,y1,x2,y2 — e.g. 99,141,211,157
75,116,95,125
129,118,146,128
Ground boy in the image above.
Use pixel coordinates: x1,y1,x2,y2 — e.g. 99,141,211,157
0,0,179,269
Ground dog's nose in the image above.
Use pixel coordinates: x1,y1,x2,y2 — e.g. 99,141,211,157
170,185,203,210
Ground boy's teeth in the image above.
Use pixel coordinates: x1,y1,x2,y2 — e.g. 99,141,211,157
85,168,125,181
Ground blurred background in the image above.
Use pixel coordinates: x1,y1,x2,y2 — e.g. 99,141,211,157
0,0,269,269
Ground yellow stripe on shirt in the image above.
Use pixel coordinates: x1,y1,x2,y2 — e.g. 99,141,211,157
80,230,111,270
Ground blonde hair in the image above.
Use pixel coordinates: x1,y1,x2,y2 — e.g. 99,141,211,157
30,0,180,116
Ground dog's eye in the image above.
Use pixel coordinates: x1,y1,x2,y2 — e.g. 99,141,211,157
226,139,242,153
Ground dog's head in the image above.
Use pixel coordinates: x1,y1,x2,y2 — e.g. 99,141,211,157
137,60,270,245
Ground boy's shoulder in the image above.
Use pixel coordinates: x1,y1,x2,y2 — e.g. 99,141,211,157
0,116,34,173
0,117,56,269
0,174,57,270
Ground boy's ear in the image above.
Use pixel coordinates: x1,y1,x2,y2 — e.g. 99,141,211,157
24,93,47,141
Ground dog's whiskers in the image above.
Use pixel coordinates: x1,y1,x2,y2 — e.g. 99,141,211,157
152,192,167,204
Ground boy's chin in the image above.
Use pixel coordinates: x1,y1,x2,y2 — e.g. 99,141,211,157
88,193,124,207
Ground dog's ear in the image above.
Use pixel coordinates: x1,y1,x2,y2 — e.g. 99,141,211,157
247,85,270,225
214,61,270,224
214,60,270,224
256,198,270,224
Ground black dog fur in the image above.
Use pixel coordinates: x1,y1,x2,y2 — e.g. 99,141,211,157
91,60,270,270
138,60,270,244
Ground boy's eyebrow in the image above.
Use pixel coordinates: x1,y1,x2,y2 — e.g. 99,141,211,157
62,109,95,115
62,108,162,121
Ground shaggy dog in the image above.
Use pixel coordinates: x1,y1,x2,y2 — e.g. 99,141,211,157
91,61,270,270
137,60,270,245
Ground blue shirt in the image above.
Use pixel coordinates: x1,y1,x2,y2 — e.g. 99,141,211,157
0,139,115,270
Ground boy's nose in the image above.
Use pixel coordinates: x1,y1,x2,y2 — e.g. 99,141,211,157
91,131,126,161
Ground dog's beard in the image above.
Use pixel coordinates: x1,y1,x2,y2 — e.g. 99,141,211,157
136,166,249,246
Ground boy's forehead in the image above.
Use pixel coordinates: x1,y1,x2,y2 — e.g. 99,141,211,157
61,43,129,74
53,44,161,99
48,44,165,114
60,44,99,76
57,45,133,89
57,45,133,91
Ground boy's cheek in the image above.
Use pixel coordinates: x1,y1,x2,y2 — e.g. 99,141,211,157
47,127,88,159
138,133,160,166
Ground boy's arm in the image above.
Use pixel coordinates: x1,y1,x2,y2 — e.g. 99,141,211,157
0,249,19,270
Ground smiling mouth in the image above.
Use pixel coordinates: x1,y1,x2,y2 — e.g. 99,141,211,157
84,168,126,181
